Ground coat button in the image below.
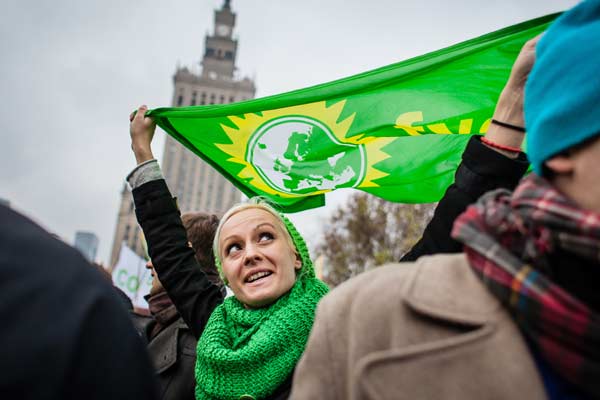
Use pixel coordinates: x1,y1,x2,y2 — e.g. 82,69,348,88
239,395,255,400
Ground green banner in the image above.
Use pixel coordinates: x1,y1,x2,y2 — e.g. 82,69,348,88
149,14,556,212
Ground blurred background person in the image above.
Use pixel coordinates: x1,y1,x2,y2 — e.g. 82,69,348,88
0,203,158,400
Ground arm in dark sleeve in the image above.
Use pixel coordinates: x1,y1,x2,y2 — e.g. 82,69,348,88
401,135,529,261
133,179,224,339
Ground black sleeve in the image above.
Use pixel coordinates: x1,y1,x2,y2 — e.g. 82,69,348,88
401,135,529,261
132,179,224,339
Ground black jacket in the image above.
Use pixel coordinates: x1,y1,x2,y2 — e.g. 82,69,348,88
132,313,197,400
133,182,224,339
0,205,158,400
402,136,529,261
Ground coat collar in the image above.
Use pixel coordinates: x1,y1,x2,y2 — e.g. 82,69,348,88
404,253,502,325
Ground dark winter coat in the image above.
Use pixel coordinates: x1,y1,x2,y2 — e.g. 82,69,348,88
0,204,158,400
132,313,197,400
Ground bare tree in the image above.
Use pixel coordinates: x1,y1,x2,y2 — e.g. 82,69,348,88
315,193,435,287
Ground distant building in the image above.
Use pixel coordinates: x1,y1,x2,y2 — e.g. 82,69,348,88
74,231,99,263
109,0,256,266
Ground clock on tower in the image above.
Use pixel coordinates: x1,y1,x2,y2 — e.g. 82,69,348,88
216,24,230,37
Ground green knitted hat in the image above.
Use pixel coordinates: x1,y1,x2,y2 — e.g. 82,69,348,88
212,198,314,284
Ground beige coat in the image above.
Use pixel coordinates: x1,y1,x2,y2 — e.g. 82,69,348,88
290,254,547,400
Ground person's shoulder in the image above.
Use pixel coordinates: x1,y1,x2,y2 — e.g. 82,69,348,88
0,204,56,247
0,205,115,303
317,254,476,316
315,257,421,318
0,206,158,400
1,205,85,268
318,253,500,325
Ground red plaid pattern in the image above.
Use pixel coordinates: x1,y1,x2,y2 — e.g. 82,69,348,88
452,174,600,397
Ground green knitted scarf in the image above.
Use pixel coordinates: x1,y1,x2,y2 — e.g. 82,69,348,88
195,206,329,399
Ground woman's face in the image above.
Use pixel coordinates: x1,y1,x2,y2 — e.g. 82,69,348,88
218,208,301,308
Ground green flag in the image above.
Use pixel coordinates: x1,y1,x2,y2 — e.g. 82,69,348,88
148,14,556,212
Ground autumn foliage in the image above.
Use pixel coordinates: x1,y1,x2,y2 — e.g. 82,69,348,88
316,193,435,287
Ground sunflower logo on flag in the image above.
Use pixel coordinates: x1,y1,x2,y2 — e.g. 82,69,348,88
216,101,392,198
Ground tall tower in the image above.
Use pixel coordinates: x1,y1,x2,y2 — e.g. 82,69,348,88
162,0,255,213
109,0,255,267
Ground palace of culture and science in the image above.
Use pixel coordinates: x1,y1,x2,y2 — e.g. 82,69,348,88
109,0,255,266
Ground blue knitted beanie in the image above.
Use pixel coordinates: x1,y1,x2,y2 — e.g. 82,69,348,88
525,0,600,175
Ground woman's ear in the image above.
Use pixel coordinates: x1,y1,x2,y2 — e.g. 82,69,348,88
545,155,575,175
294,254,302,270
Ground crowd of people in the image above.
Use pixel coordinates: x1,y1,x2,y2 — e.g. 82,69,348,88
2,0,599,398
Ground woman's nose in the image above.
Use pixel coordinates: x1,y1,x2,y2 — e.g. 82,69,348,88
243,243,261,265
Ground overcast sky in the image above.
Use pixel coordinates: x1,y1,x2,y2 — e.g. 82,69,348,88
0,0,578,265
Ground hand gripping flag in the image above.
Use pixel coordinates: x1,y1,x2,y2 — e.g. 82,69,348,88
147,14,556,212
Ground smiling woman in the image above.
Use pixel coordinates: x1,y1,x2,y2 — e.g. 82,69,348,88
215,203,303,307
127,105,329,400
196,201,329,399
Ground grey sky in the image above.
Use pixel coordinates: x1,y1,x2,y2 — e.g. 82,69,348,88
0,0,577,264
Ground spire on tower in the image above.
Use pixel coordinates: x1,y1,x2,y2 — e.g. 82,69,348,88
223,0,231,10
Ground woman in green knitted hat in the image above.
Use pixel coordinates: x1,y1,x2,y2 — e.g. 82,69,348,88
195,199,329,399
127,104,329,400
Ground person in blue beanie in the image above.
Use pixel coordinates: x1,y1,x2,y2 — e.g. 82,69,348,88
291,1,600,399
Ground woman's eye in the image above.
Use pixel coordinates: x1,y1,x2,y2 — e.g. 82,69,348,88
226,243,241,255
259,232,274,242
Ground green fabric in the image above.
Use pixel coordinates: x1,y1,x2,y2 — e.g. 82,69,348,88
146,14,557,213
194,277,328,400
195,207,329,399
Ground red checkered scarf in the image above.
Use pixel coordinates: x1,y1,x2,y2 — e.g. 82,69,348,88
452,173,600,396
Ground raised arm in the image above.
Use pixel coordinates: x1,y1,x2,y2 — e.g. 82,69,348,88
128,105,224,338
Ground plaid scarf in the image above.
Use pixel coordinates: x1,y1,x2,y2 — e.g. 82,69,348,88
452,173,600,397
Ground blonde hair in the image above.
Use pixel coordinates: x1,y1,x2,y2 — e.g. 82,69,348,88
213,198,299,283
